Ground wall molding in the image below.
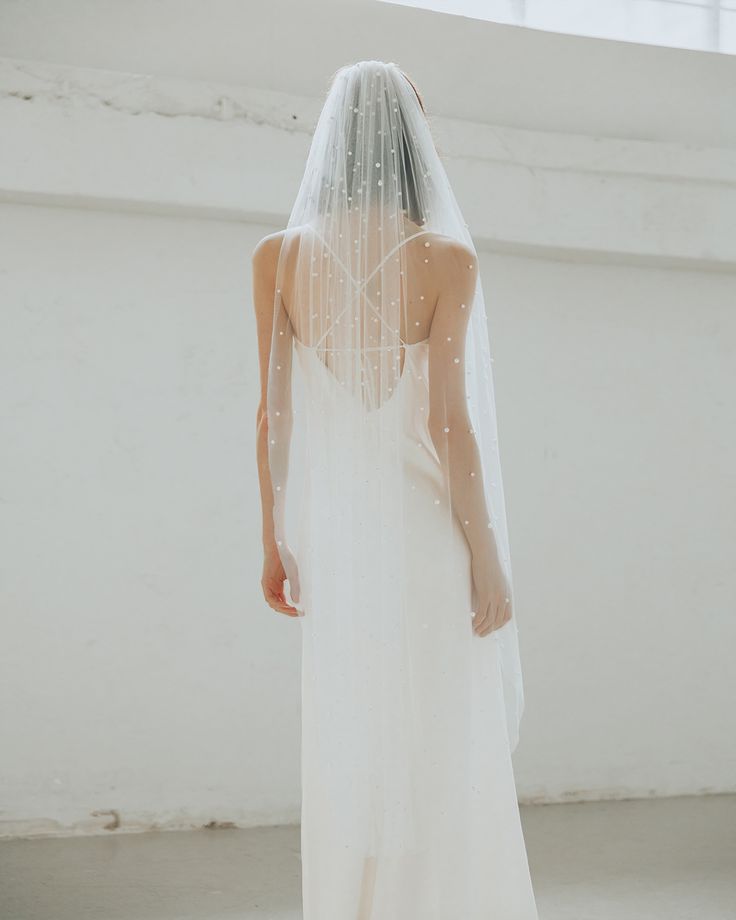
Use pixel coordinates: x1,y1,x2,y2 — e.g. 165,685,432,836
3,785,734,840
2,56,735,269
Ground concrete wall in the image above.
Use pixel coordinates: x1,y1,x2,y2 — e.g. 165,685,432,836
1,0,734,836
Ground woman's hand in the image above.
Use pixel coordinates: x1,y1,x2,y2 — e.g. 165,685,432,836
261,544,301,618
470,553,512,637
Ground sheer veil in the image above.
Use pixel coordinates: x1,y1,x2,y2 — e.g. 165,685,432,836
266,60,524,755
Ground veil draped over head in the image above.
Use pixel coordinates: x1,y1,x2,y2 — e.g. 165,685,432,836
266,60,524,786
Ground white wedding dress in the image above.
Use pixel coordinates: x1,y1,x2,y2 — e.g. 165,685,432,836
292,332,539,919
262,58,538,920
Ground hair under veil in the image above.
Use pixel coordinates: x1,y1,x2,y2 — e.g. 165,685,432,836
265,59,525,863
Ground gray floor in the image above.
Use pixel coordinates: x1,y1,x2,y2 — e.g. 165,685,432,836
1,795,734,920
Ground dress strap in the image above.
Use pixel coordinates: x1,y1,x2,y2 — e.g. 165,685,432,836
362,229,433,287
308,227,433,350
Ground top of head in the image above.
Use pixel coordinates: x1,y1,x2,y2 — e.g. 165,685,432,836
330,60,426,115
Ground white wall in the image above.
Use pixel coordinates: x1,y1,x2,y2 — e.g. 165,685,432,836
1,0,734,147
0,204,302,835
1,1,734,836
488,253,736,800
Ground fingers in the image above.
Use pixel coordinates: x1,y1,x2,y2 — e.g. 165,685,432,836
472,601,492,636
280,552,301,606
487,597,512,634
473,597,513,637
262,580,300,617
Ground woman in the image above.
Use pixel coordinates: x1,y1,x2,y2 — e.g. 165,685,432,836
252,60,538,919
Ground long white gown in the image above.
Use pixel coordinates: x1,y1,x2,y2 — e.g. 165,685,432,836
292,336,539,919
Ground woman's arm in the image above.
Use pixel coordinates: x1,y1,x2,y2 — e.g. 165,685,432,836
251,232,300,618
427,241,511,637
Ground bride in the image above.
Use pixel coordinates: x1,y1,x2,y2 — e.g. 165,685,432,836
252,60,538,920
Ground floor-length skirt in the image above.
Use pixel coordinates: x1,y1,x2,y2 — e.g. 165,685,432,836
294,341,538,919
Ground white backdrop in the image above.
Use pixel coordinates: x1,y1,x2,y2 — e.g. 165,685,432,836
1,0,735,836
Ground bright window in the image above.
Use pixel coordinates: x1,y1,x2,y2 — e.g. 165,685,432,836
378,0,736,54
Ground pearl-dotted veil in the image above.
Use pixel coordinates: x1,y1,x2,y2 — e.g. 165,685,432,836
266,60,524,777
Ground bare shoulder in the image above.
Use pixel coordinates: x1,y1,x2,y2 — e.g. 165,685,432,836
251,227,307,304
422,233,478,303
251,231,288,341
252,229,287,275
427,233,477,275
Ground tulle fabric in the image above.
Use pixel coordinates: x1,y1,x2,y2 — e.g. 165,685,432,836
266,60,535,918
